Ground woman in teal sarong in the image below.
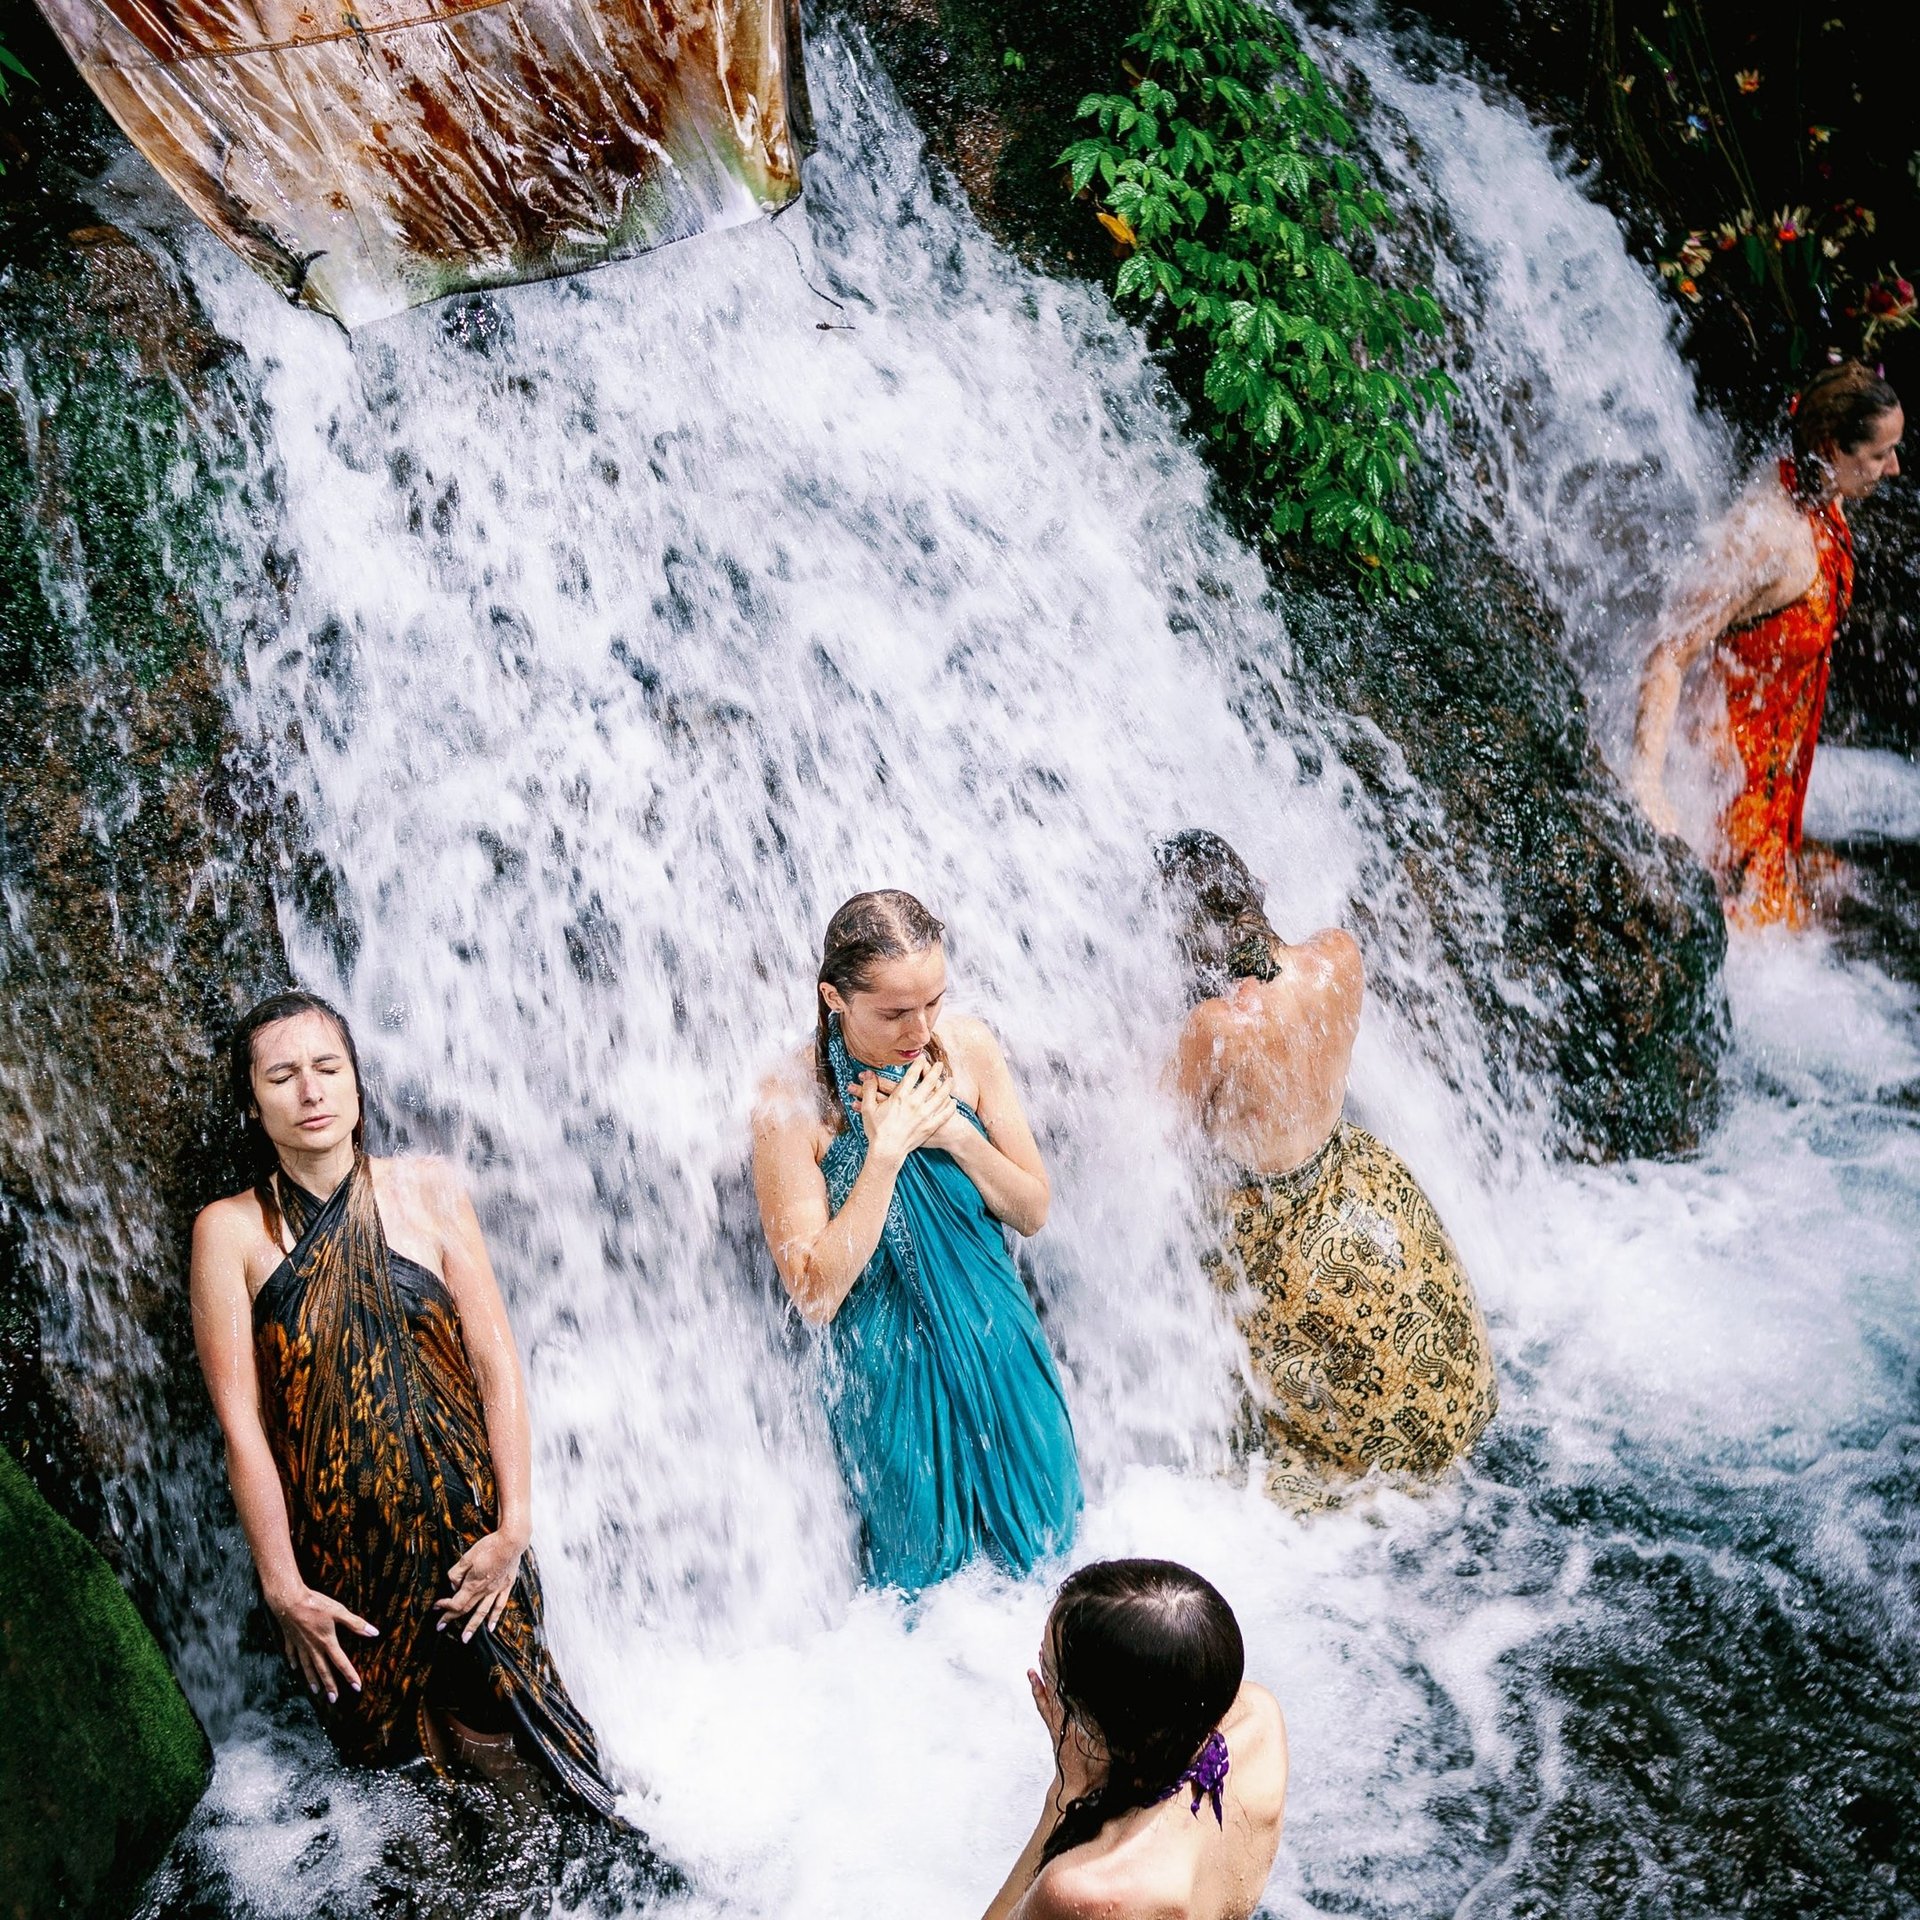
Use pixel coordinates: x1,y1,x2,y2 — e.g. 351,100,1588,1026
753,891,1081,1592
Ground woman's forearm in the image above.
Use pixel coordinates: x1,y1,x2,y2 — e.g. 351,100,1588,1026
1631,644,1686,788
942,1127,1049,1236
791,1151,903,1323
224,1431,307,1609
471,1350,534,1548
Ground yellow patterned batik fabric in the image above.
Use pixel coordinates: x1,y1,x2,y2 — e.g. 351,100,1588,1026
1213,1122,1497,1504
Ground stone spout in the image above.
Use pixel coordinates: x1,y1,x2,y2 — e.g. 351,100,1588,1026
31,0,812,326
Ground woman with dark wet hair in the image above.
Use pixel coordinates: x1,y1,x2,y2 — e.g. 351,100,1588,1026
189,989,619,1815
983,1558,1287,1920
1158,833,1497,1504
752,889,1081,1592
1632,361,1904,925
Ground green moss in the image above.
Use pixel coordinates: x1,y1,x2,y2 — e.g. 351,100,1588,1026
0,1448,211,1919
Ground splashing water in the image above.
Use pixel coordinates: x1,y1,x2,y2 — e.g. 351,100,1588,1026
31,16,1917,1919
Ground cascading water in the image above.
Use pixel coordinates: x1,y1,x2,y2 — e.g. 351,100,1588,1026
1333,10,1737,753
11,10,1913,1918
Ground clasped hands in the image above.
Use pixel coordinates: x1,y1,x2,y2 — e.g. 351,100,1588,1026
854,1055,968,1164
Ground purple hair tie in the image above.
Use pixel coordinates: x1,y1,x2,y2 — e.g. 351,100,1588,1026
1156,1728,1230,1827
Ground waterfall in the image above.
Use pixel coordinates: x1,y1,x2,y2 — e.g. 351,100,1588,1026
8,11,1912,1917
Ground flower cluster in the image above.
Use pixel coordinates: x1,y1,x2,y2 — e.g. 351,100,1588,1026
1657,199,1892,340
1859,271,1916,348
1618,4,1907,361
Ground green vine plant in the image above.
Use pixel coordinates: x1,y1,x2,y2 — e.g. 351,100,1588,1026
1062,0,1454,596
0,32,32,176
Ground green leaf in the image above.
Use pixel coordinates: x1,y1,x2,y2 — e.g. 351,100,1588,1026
1058,0,1448,594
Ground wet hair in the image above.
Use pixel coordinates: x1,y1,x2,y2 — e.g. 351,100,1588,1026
1038,1558,1246,1868
228,989,365,1245
1155,829,1280,1003
1792,361,1901,484
813,889,947,1109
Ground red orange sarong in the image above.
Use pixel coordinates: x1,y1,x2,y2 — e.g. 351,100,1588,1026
1714,460,1854,926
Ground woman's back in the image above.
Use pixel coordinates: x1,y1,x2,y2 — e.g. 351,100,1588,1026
1019,1685,1288,1920
1171,930,1363,1177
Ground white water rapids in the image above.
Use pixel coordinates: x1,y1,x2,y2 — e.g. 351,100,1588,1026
62,13,1919,1917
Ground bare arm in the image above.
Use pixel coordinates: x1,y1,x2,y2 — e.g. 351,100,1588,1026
189,1203,377,1701
928,1021,1051,1236
753,1058,954,1325
1631,494,1815,831
983,1778,1072,1920
422,1162,536,1640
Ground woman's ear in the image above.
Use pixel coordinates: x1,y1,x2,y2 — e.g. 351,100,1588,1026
820,981,848,1016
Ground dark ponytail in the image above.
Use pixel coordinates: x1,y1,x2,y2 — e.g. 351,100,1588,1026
812,890,947,1116
1038,1558,1245,1868
227,989,365,1245
1155,829,1281,1005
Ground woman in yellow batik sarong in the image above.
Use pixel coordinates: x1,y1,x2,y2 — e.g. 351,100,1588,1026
190,990,620,1816
1158,833,1497,1504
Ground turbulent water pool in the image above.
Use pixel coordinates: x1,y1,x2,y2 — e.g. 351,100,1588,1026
17,10,1915,1918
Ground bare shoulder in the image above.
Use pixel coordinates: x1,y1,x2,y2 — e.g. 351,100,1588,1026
754,1044,826,1132
1224,1682,1289,1814
1301,926,1363,988
1022,1848,1183,1920
939,1012,1005,1071
191,1188,263,1260
375,1153,465,1211
1177,993,1235,1049
1710,477,1813,587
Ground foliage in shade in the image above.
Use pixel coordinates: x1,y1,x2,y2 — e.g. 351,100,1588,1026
1060,0,1454,594
0,30,33,175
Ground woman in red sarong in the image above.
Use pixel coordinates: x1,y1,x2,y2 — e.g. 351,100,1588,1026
1632,362,1903,927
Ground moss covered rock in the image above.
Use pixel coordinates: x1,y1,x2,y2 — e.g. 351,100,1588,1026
0,34,297,1663
0,1447,211,1918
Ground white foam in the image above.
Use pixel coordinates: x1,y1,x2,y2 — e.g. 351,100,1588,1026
1804,743,1920,843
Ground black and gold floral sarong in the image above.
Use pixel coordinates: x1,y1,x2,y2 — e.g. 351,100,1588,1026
251,1156,619,1817
1213,1121,1497,1504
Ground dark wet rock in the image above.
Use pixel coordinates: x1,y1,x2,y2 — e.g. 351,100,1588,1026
833,0,1132,273
1827,480,1920,755
439,290,517,357
0,179,293,1622
0,1447,213,1920
839,0,1728,1155
1289,513,1727,1155
136,1727,685,1920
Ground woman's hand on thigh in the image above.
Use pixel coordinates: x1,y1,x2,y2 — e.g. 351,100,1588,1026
436,1530,525,1642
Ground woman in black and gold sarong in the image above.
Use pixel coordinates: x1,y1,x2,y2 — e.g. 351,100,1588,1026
190,990,619,1816
1158,833,1498,1505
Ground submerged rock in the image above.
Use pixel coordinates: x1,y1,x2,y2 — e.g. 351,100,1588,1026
838,0,1728,1156
0,1448,213,1920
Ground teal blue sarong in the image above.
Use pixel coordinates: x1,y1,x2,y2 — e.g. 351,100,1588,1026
820,1019,1082,1593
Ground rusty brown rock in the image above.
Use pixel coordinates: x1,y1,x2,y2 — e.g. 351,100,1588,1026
35,0,813,325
